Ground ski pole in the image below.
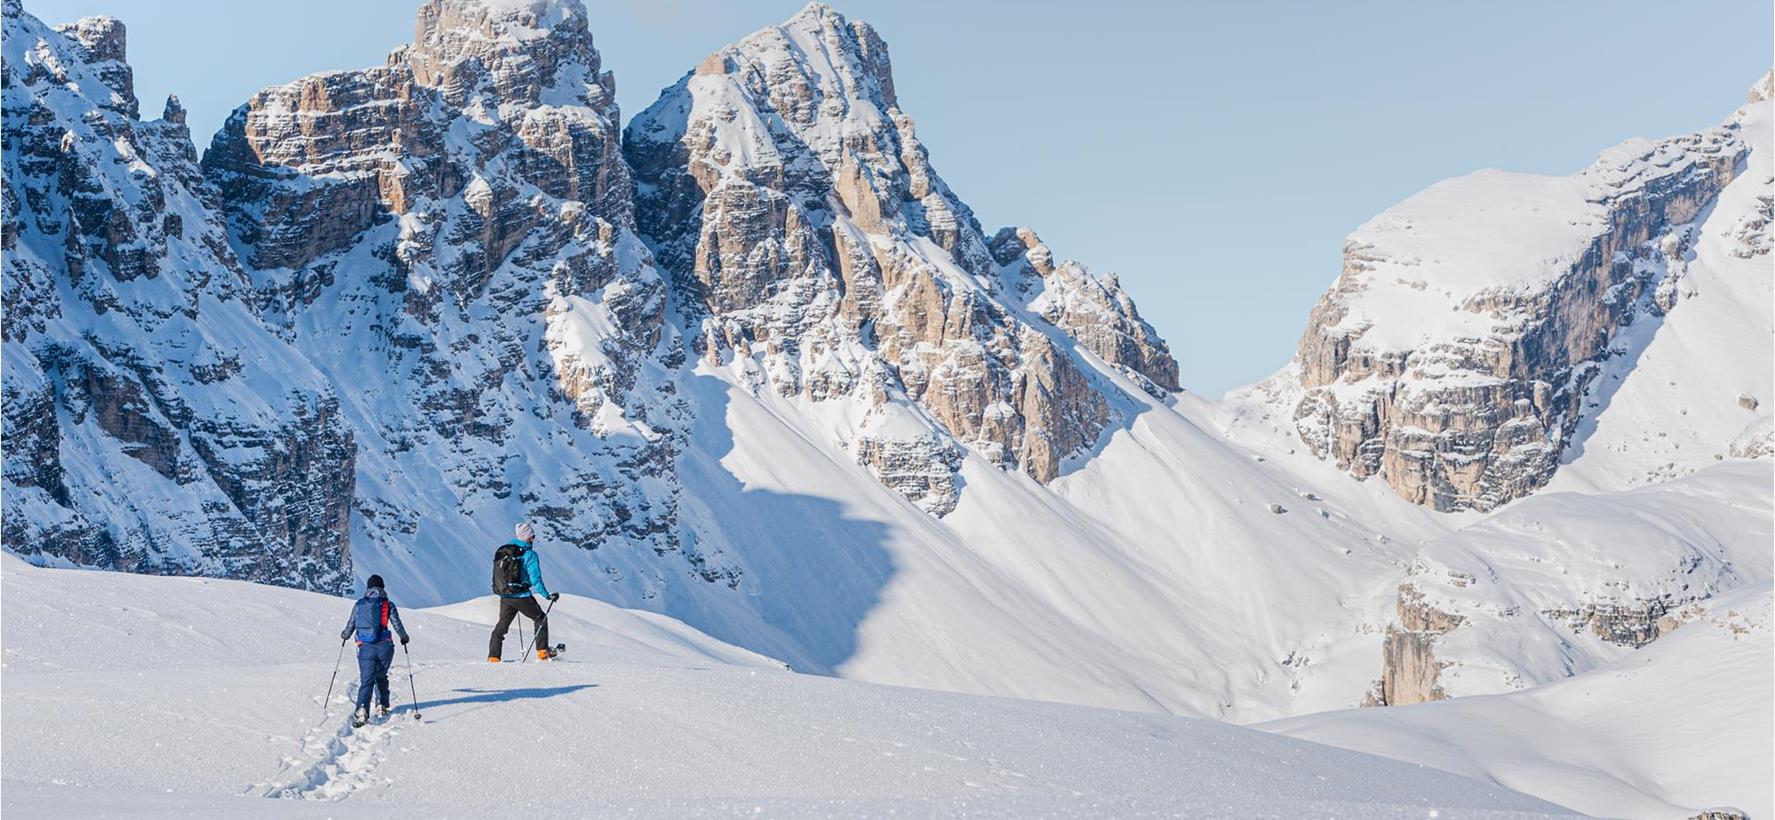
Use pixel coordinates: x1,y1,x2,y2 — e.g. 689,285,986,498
402,642,422,720
517,611,525,658
322,635,348,715
519,597,557,663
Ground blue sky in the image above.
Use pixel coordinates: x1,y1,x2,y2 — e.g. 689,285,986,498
28,0,1771,394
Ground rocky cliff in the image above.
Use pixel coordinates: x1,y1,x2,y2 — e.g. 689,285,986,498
1,1,355,591
196,0,734,590
624,4,1175,511
1285,121,1746,511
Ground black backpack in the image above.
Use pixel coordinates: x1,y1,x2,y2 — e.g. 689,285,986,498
492,543,529,595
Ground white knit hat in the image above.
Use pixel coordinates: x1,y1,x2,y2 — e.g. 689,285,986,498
515,521,535,542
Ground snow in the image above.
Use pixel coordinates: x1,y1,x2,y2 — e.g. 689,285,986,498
0,552,1569,818
1265,586,1775,819
1401,460,1772,696
1326,117,1743,354
1550,100,1775,491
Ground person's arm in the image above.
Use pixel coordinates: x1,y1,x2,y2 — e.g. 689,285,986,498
389,602,409,644
340,611,354,641
524,549,551,600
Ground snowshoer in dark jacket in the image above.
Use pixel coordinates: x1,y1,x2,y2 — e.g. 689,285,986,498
488,522,559,662
341,574,409,726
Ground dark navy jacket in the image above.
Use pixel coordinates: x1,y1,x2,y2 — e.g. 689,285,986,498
341,588,409,644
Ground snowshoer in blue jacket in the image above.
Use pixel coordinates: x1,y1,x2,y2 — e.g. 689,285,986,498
340,574,409,727
488,522,559,661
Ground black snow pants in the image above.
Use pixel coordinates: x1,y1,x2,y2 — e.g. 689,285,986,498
488,596,548,659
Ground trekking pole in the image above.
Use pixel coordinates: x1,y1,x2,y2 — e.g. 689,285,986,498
517,613,525,659
519,597,557,664
402,642,422,720
321,635,348,715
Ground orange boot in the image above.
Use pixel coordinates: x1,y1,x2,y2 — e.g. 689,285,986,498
487,656,500,663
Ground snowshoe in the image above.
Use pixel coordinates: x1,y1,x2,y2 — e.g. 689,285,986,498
377,705,392,720
536,646,559,661
351,708,369,728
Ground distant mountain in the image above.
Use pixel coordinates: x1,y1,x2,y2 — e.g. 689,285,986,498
1229,103,1756,512
2,0,1769,737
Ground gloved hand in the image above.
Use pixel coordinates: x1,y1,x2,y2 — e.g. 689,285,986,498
400,636,410,646
548,592,560,602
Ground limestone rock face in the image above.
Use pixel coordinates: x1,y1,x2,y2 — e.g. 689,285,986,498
52,15,134,117
200,0,725,584
989,227,1179,396
625,3,1175,502
1287,123,1747,511
1369,584,1463,706
1749,68,1774,104
2,1,355,591
854,406,964,516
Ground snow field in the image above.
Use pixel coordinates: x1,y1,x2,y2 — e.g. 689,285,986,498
1,553,1569,818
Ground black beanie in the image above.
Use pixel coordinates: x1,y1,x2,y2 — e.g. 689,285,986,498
367,574,385,589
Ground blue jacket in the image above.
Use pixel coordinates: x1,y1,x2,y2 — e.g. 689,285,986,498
341,588,409,644
499,540,551,599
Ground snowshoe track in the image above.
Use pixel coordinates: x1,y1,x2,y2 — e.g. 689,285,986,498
254,690,409,801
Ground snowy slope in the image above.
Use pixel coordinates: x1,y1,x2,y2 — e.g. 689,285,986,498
1550,99,1775,490
1265,586,1774,819
0,553,1570,818
673,342,1441,722
1394,460,1772,698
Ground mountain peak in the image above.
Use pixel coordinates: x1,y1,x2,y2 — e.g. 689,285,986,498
408,0,602,108
53,15,127,63
784,1,841,27
729,1,897,110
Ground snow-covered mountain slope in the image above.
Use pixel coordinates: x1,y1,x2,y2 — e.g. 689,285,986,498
1264,586,1774,820
0,553,1572,818
1,0,354,591
1379,460,1771,704
1549,96,1774,491
669,359,1424,719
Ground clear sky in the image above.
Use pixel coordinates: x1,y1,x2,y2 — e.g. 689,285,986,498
26,0,1772,395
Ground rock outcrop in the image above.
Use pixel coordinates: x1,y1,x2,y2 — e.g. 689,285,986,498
2,1,355,591
624,3,1176,502
1368,583,1463,706
1287,122,1747,511
988,227,1179,396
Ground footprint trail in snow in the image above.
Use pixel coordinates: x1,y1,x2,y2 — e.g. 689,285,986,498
254,690,414,801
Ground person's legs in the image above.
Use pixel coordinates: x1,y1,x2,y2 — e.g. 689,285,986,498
373,642,394,709
354,644,376,713
488,598,519,658
515,596,548,650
